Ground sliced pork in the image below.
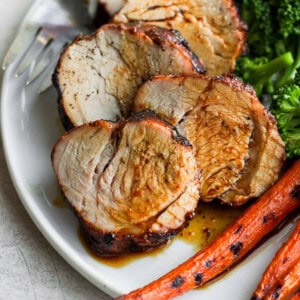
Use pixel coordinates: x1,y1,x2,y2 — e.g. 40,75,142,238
114,0,247,76
52,111,200,256
134,75,285,205
53,23,205,129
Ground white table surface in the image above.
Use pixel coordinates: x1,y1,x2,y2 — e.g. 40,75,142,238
0,1,112,299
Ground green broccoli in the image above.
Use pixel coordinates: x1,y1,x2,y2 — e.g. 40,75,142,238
238,0,275,58
277,41,300,87
235,0,300,96
278,0,300,38
235,53,294,97
271,82,300,157
236,0,300,157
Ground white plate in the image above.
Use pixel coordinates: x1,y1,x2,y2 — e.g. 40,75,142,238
1,54,296,299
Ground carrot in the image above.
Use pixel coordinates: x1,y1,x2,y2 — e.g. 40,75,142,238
291,290,300,300
116,159,300,300
252,219,300,300
264,258,300,300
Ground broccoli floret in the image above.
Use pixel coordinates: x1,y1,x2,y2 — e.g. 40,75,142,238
237,0,300,157
235,52,294,96
295,69,300,85
236,0,300,95
278,0,300,38
238,0,300,58
277,41,300,87
271,83,300,157
239,0,275,57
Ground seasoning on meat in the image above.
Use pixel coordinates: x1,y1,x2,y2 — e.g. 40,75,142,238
133,74,285,205
114,0,247,75
51,111,200,256
53,23,205,129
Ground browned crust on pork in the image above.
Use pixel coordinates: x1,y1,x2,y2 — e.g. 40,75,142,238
225,0,248,56
127,109,193,147
139,24,205,73
52,112,199,256
78,211,193,257
133,74,286,205
53,23,205,129
114,0,247,75
146,73,257,97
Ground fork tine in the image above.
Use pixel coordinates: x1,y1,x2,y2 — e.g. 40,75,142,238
36,41,68,94
26,39,66,85
37,72,54,94
37,58,62,94
2,23,39,70
15,28,53,77
2,0,47,70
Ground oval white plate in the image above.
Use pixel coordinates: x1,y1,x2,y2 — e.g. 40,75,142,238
1,56,296,299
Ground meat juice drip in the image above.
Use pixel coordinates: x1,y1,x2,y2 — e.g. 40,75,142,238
77,227,166,267
78,202,245,267
179,202,245,251
56,116,66,135
52,191,67,208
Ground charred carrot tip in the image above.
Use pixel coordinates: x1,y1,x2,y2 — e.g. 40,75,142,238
118,160,300,300
252,220,300,300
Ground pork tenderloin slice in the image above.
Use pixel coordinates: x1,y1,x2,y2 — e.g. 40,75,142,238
133,75,285,205
113,0,247,76
201,76,286,205
51,120,118,205
219,92,286,204
52,111,200,256
53,23,205,129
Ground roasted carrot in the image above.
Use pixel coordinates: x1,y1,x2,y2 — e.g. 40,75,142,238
116,159,300,300
252,219,300,300
264,258,300,300
291,290,300,300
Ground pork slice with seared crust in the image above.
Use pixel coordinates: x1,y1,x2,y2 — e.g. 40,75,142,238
114,0,247,76
53,23,205,129
51,111,200,256
133,75,285,206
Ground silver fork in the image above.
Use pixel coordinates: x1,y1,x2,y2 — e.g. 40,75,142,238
2,0,95,93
